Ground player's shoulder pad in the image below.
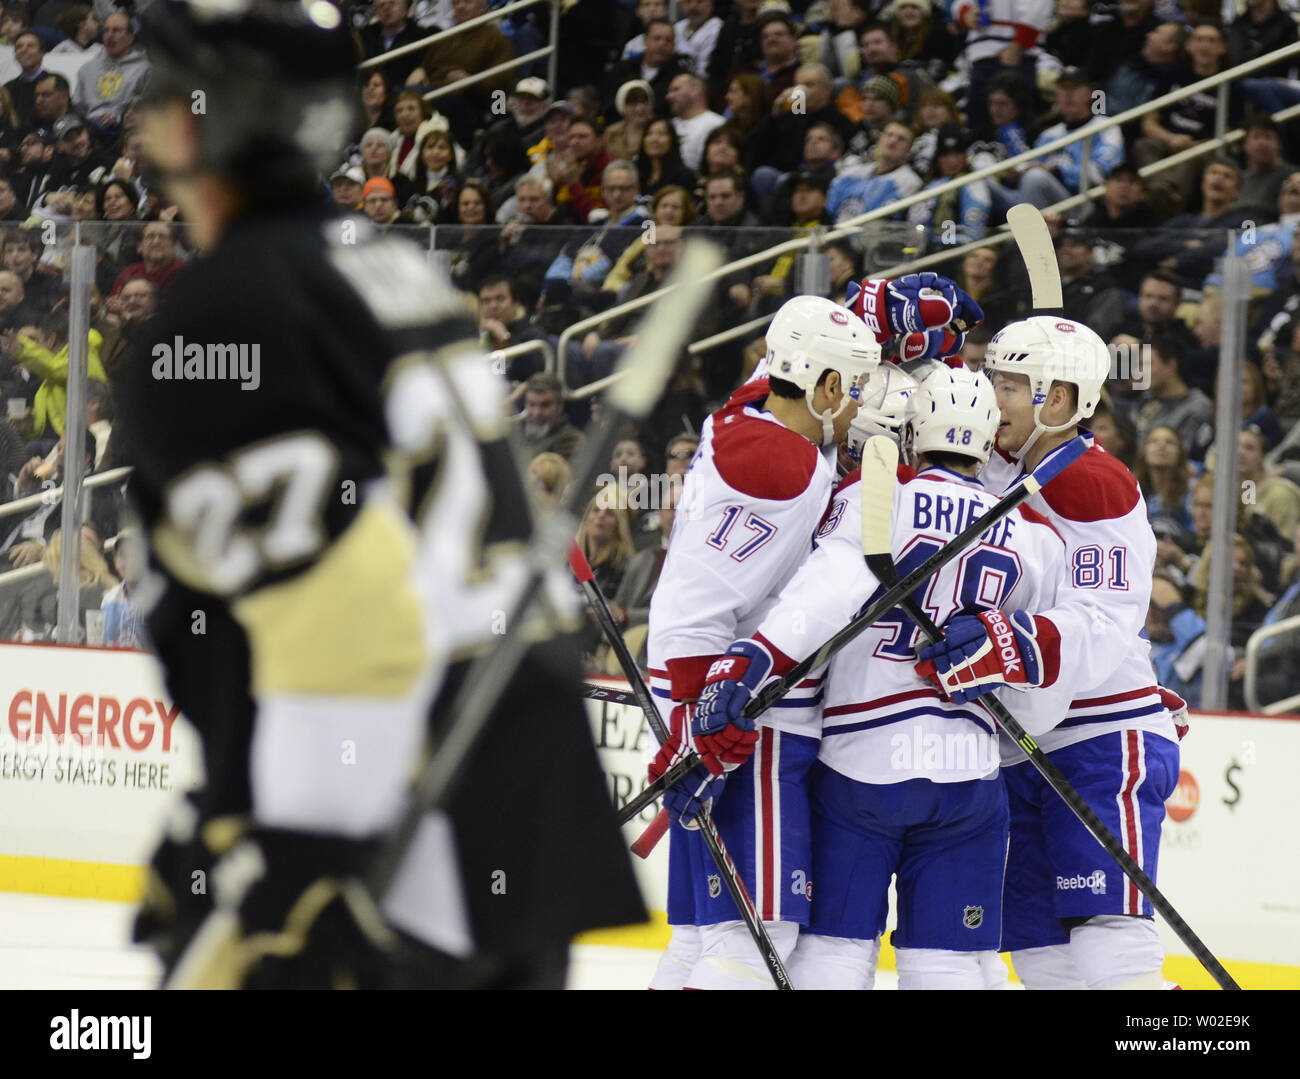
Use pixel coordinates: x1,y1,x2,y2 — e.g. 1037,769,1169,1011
897,462,917,483
326,226,468,331
1039,443,1140,522
712,405,820,501
832,466,861,497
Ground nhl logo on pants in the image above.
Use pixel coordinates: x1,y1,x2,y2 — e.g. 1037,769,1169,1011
962,905,984,929
708,875,722,899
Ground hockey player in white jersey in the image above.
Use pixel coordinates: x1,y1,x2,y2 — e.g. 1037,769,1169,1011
644,280,974,990
918,316,1184,990
692,367,1078,989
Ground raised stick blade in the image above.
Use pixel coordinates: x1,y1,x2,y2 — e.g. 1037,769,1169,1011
859,435,899,557
1007,203,1063,310
605,239,725,419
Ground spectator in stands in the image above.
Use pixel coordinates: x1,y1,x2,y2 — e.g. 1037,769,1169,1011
734,169,828,307
952,243,1022,332
407,0,514,146
1054,231,1126,343
110,221,185,297
6,312,106,440
3,232,60,312
358,0,429,88
72,10,148,136
721,72,767,139
754,10,800,99
0,176,24,223
4,525,115,641
708,0,763,100
1129,160,1253,284
890,0,961,76
950,0,1047,131
361,176,412,227
760,120,844,226
1236,115,1298,218
90,177,138,294
1196,533,1275,706
47,114,112,188
667,72,725,173
547,116,612,223
906,125,992,244
1241,360,1282,445
605,79,654,162
98,275,155,382
601,183,694,293
699,121,746,180
481,129,530,217
611,469,680,634
857,20,932,114
1044,0,1091,72
499,175,571,302
1085,0,1159,88
621,0,668,60
388,89,446,177
999,67,1124,211
1135,424,1196,537
48,4,102,58
1136,334,1216,463
469,77,550,177
1240,422,1300,542
329,163,365,211
699,166,759,228
675,0,722,80
634,116,695,198
1229,0,1300,116
406,127,459,221
605,18,690,117
446,178,499,294
101,529,149,649
359,126,397,185
1088,392,1139,469
478,273,545,377
1104,20,1187,120
33,72,78,132
907,87,963,179
543,159,645,306
511,371,583,466
1120,269,1196,354
356,70,396,141
746,62,855,183
826,119,922,224
5,30,47,129
664,431,698,478
807,0,870,85
1253,523,1300,710
526,450,570,511
1136,22,1230,211
0,271,35,339
575,483,637,665
1146,570,1207,708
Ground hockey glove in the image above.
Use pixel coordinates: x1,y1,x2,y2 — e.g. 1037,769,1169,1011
690,639,778,772
647,704,726,830
915,609,1053,704
847,273,982,341
1158,685,1190,741
898,325,968,363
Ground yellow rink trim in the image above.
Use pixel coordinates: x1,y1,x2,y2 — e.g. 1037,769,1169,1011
9,861,1298,989
576,911,1300,989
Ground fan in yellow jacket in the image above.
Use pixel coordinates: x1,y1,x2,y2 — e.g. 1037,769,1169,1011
10,323,106,438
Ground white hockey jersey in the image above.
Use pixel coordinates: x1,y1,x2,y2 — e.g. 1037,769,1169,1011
982,434,1178,759
756,464,1071,784
646,380,831,734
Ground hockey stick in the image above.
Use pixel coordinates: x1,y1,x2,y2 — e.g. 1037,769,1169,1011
857,436,1241,991
569,543,794,990
369,241,725,909
1007,203,1064,312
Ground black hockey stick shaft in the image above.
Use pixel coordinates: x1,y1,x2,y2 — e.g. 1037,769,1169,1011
569,543,794,990
741,435,1089,723
857,440,1239,991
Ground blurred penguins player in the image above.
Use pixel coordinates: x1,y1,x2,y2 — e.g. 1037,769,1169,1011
121,0,642,988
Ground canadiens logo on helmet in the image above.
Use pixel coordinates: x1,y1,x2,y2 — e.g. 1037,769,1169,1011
831,310,849,325
1055,322,1076,333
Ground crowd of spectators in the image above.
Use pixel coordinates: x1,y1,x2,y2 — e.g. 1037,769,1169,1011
2,0,1300,708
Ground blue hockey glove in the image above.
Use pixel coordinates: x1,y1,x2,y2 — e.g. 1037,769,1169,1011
916,609,1057,704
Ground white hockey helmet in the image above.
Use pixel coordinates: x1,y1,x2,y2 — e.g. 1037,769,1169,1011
842,363,920,473
903,365,999,468
765,294,882,445
983,315,1111,460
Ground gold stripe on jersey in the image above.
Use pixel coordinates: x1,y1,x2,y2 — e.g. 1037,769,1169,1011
231,501,428,698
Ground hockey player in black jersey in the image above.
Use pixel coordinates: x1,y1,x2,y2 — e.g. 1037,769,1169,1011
121,0,641,988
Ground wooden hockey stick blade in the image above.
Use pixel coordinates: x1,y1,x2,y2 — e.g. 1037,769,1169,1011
605,240,724,418
631,809,669,858
859,436,898,557
1007,203,1063,310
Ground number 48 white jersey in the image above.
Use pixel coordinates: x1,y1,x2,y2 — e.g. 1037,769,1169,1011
755,464,1075,784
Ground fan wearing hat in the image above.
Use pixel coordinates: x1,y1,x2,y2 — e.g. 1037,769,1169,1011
905,123,991,243
606,79,655,161
329,163,366,210
603,17,692,117
48,114,113,188
1053,230,1126,341
463,76,552,177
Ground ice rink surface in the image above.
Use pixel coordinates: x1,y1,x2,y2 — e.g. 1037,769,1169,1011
0,893,907,989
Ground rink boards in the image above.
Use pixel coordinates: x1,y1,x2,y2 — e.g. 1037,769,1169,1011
0,645,1295,989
